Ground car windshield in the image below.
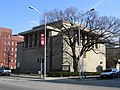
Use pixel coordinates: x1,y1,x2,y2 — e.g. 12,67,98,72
103,69,112,72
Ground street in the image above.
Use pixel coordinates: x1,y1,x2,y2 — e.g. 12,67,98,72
0,76,120,90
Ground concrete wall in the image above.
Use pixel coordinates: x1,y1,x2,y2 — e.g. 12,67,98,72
17,35,63,74
50,36,63,71
84,44,106,72
17,42,45,74
106,47,120,68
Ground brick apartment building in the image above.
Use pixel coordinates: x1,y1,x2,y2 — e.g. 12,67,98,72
0,27,23,70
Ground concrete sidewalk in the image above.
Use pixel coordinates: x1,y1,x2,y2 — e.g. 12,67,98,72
10,74,100,80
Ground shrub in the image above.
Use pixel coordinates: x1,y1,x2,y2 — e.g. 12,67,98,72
84,72,101,76
47,72,100,77
47,72,79,77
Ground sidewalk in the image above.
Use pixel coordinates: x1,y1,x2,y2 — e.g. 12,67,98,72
11,74,45,79
11,74,100,80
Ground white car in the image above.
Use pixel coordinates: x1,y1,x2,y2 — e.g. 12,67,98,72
0,67,11,76
100,68,119,79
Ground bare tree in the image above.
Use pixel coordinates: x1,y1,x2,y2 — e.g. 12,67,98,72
4,47,12,68
42,7,120,72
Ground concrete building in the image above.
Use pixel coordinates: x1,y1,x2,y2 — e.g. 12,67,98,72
0,27,23,70
106,47,120,70
17,20,106,74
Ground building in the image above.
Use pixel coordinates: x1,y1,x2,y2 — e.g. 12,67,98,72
0,27,23,70
17,20,106,74
106,47,120,70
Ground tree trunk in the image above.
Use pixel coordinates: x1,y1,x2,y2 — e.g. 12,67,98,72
73,59,78,72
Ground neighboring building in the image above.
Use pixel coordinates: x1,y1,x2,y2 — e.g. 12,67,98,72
0,27,23,70
17,20,106,74
106,47,120,70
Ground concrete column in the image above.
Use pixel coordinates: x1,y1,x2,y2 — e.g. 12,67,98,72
37,32,40,47
34,33,37,47
28,35,30,48
24,35,28,48
24,36,26,48
32,33,35,47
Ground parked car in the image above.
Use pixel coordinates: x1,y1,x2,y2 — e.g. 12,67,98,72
119,70,120,76
100,68,119,79
0,67,11,76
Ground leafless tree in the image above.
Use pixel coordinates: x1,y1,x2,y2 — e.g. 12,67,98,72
4,47,11,68
42,7,120,72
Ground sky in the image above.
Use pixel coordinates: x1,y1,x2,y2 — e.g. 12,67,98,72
0,0,120,34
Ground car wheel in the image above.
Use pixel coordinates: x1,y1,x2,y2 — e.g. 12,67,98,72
109,74,113,79
117,74,119,78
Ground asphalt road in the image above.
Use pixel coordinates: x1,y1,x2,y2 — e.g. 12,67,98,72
0,76,120,90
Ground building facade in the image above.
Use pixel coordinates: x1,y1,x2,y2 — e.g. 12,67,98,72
0,27,23,70
17,21,106,74
106,47,120,70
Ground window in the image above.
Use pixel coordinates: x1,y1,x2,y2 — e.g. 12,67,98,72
5,35,7,39
11,59,14,62
11,53,14,57
4,59,6,63
12,42,14,45
15,54,17,57
15,48,17,51
8,47,10,51
0,63,3,66
12,48,14,51
14,66,16,69
11,66,13,69
62,65,70,72
5,41,7,44
8,35,11,39
4,47,6,51
4,53,6,57
8,41,10,45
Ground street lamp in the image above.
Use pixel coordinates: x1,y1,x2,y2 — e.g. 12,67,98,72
78,8,95,79
29,6,47,79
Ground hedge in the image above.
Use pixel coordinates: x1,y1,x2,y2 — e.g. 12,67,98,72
47,72,101,77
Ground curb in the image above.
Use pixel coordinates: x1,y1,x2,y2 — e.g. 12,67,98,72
10,74,100,80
